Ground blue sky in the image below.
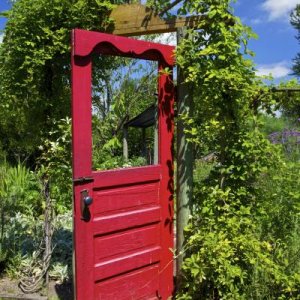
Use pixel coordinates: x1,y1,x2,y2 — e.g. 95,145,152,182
0,0,299,82
233,0,299,81
0,1,10,34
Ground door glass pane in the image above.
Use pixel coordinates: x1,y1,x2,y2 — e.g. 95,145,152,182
91,55,158,171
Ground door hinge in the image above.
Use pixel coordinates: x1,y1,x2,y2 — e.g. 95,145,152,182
72,177,94,184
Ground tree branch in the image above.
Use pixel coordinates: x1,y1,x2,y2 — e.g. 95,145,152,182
158,0,183,17
271,87,300,92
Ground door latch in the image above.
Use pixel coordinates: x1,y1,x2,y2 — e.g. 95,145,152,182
73,177,94,184
80,189,93,221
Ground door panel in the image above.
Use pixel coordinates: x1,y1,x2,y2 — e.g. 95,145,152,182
92,165,161,189
93,182,160,214
72,29,174,300
95,265,160,300
94,224,160,261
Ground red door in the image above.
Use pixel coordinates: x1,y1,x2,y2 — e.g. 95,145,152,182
72,29,175,300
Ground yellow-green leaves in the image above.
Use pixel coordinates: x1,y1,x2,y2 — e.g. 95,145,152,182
175,1,300,299
0,0,115,157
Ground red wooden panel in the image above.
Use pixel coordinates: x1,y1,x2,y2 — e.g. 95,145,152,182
72,29,174,300
94,224,160,262
94,265,159,300
93,182,159,214
92,205,161,236
73,29,175,66
157,61,175,300
92,165,161,189
94,246,160,281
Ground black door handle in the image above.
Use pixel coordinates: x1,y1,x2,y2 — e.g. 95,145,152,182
84,196,93,206
80,190,92,221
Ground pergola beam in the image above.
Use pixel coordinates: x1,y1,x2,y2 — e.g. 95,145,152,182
108,4,204,36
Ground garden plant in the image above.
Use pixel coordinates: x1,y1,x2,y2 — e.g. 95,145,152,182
0,0,299,299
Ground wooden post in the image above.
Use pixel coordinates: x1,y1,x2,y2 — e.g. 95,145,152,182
176,27,194,285
123,126,128,161
142,127,147,159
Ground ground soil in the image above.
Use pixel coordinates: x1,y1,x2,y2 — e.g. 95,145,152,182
0,276,73,300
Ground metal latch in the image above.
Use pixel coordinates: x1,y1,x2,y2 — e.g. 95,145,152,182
73,177,94,184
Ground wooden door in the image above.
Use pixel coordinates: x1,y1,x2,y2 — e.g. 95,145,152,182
72,29,175,300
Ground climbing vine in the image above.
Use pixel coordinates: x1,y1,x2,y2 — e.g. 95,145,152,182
173,0,300,299
0,0,299,297
0,0,116,160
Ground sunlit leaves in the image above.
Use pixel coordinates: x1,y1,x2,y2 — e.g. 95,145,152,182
175,0,300,299
0,0,116,159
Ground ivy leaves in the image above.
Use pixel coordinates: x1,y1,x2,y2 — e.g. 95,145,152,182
0,0,115,159
175,1,300,298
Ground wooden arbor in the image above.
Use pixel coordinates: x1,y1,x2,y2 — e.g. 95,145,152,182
108,3,203,36
107,3,195,279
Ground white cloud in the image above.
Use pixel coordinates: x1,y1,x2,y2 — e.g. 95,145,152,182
262,0,298,21
250,18,263,25
0,34,3,44
256,61,291,78
153,32,177,46
137,32,177,46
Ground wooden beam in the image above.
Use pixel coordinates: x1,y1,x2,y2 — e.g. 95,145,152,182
107,4,204,36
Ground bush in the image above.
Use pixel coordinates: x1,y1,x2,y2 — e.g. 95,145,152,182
0,161,42,264
4,211,72,284
178,128,300,299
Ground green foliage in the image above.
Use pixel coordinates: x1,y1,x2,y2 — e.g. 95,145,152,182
0,0,299,297
0,161,42,263
0,161,42,214
0,119,72,279
291,5,300,77
179,142,300,299
38,117,72,213
92,57,158,169
257,159,300,253
0,0,116,161
275,80,300,121
259,115,287,136
4,211,44,278
50,212,72,283
146,0,172,14
175,1,300,299
4,211,73,284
